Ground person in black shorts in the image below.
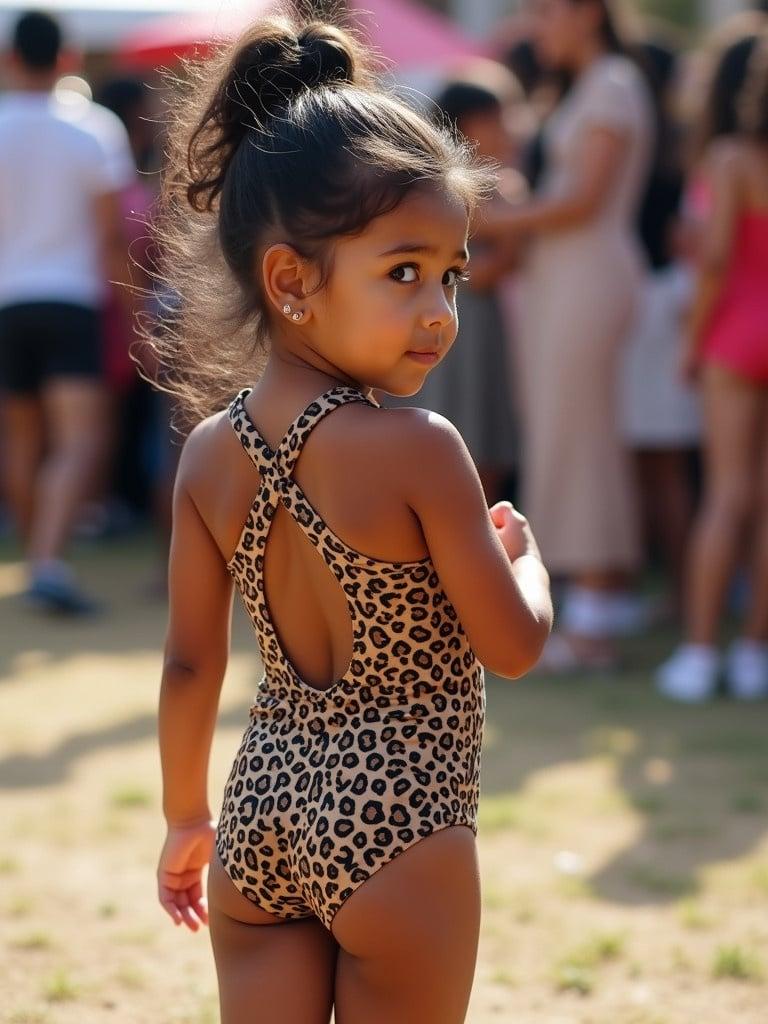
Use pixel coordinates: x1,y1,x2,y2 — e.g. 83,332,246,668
0,10,136,613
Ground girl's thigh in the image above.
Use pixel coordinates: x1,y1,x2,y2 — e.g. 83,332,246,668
207,850,338,1024
331,825,481,1024
701,365,764,495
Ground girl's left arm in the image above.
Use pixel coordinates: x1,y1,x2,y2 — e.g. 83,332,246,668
157,434,235,930
683,142,741,378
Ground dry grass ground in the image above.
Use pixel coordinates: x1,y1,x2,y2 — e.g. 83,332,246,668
1,535,767,1023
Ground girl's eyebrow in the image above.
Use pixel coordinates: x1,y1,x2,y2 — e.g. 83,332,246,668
379,243,469,260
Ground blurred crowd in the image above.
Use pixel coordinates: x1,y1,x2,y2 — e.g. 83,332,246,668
1,3,767,703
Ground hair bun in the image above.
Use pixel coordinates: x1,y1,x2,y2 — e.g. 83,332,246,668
184,18,365,213
225,19,359,130
296,23,357,90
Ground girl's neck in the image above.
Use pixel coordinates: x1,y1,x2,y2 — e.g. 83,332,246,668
258,350,359,398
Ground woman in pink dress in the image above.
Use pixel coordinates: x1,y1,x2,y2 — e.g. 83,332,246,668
657,31,768,702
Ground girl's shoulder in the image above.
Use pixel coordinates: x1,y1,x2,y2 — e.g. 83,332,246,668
175,407,233,490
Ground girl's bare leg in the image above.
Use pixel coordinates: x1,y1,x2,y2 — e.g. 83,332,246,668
332,826,480,1024
686,366,763,645
635,448,697,616
743,395,768,642
207,851,338,1024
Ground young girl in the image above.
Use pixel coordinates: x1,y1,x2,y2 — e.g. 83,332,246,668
656,31,768,703
390,66,525,506
153,16,552,1024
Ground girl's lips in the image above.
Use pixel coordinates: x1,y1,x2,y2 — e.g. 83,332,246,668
406,350,440,365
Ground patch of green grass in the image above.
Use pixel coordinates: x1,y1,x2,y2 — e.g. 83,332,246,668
7,895,34,918
0,855,20,874
563,931,626,969
477,795,522,832
677,900,713,930
109,785,153,810
653,821,716,841
632,793,667,815
557,876,596,900
684,732,766,757
115,964,146,990
490,967,517,987
627,865,693,898
712,945,764,982
481,884,509,911
730,791,765,814
11,931,54,951
42,969,79,1003
751,864,768,897
554,963,594,995
552,931,625,998
8,1011,50,1024
584,726,639,758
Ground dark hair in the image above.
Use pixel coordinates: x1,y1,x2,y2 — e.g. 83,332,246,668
12,9,61,70
95,76,146,127
144,15,493,424
699,34,759,152
436,82,501,128
504,39,545,97
738,31,768,140
569,0,626,54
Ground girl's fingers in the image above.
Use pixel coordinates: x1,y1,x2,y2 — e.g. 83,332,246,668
177,902,201,932
159,893,183,926
490,501,513,528
159,883,208,931
188,881,209,925
190,895,209,926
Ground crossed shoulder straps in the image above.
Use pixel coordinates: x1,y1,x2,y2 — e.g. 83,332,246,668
228,383,379,482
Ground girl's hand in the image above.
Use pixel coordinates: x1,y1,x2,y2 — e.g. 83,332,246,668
157,818,216,931
490,501,541,563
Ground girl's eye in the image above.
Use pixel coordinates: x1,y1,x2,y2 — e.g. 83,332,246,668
443,268,470,288
390,265,418,283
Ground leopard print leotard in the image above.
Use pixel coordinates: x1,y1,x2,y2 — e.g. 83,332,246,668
215,384,485,930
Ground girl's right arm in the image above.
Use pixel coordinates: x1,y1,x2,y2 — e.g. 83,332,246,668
403,413,552,679
157,426,235,930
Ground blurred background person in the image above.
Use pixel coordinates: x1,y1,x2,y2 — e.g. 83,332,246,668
0,9,136,613
389,61,527,505
657,29,768,703
93,75,158,534
481,0,654,671
619,38,700,623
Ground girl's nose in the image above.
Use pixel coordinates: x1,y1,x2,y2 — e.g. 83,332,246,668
420,286,454,330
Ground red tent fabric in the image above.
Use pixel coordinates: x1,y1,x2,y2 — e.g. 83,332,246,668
116,0,485,71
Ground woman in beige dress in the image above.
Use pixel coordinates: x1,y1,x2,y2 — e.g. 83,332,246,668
483,0,653,668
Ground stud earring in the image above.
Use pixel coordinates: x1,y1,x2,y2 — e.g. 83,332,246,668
282,303,304,322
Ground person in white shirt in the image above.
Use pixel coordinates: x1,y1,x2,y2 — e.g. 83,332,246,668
0,10,137,613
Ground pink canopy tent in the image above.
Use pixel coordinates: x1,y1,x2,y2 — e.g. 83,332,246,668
115,0,486,72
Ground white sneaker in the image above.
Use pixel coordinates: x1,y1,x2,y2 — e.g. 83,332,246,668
655,644,721,703
725,639,768,701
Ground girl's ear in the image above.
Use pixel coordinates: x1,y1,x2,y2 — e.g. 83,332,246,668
261,243,318,324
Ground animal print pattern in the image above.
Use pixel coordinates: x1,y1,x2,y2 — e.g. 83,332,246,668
216,385,485,930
